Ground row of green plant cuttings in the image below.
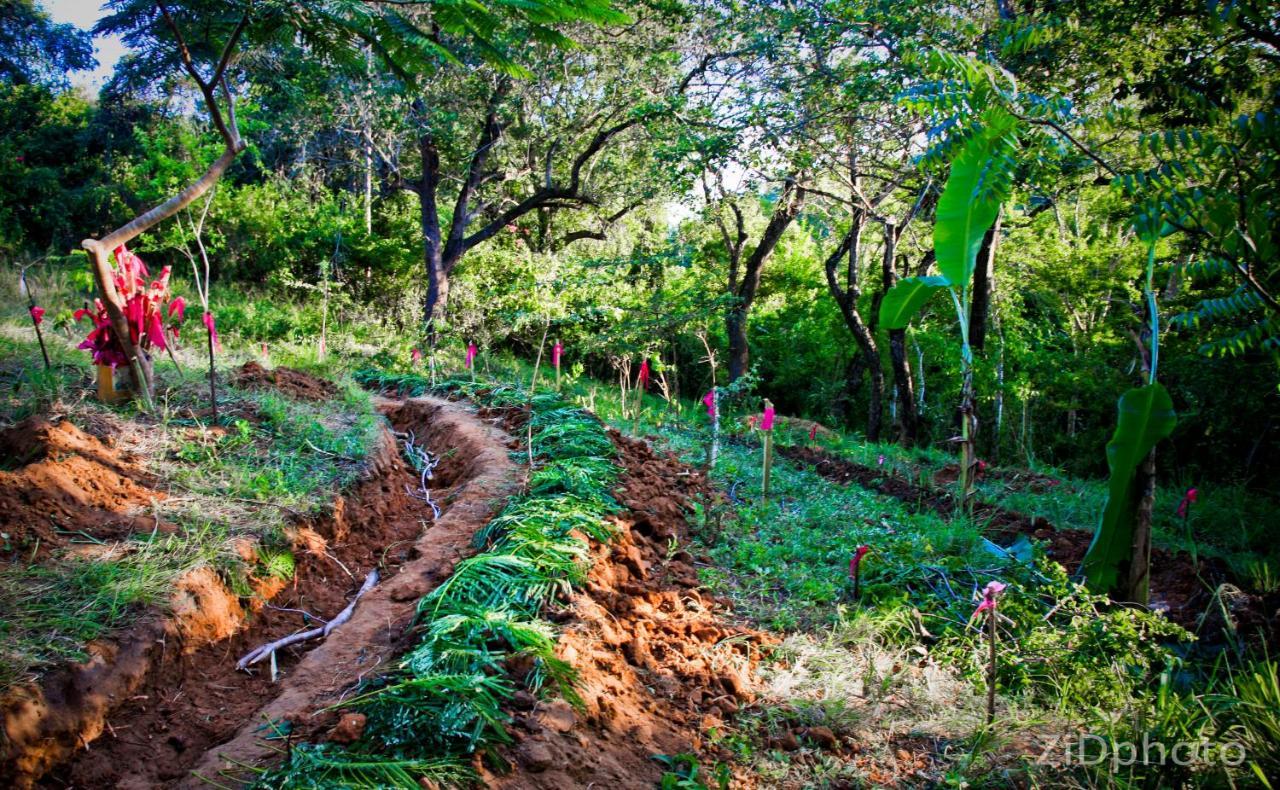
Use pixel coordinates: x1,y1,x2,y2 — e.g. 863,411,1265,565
255,372,621,788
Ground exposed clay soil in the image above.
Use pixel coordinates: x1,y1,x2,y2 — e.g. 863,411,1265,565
2,396,519,789
0,418,160,560
231,361,338,401
778,445,1277,644
487,431,773,788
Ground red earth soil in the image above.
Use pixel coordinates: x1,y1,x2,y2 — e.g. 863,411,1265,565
485,430,775,788
778,444,1277,645
230,361,338,401
4,396,519,789
0,417,160,561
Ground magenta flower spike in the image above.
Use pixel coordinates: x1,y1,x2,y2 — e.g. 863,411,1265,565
809,423,818,442
973,580,1007,617
638,358,650,390
411,348,422,365
465,342,478,370
202,312,221,352
29,305,45,325
702,390,716,419
553,341,563,368
1176,487,1198,519
760,405,775,431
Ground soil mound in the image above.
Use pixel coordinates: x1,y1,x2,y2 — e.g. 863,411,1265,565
0,417,158,558
231,361,338,401
490,433,772,788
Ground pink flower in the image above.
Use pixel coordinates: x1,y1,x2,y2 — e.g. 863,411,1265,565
411,348,422,365
29,305,45,325
167,296,186,321
465,342,477,369
1176,487,1198,519
261,342,269,358
638,359,650,390
552,341,563,368
974,581,1007,617
746,415,758,430
760,405,775,432
809,424,818,441
877,454,886,467
702,389,716,419
849,545,871,579
202,312,221,352
977,459,988,472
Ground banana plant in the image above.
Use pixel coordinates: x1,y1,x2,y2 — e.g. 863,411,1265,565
879,107,1019,506
1081,223,1178,603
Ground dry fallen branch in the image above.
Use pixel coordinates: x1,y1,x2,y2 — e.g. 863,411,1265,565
236,569,379,671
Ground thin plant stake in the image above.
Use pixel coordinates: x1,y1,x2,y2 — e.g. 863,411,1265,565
761,398,776,500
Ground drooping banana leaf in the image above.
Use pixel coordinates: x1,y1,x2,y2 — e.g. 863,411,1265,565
1081,383,1177,593
933,108,1019,288
878,276,950,330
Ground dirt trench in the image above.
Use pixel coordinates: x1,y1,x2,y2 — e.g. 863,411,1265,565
4,395,519,789
486,430,773,788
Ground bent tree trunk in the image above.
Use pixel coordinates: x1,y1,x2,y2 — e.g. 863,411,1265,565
823,215,883,441
79,7,249,409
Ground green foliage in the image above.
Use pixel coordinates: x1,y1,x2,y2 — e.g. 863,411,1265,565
932,108,1020,289
1081,383,1178,594
878,276,948,330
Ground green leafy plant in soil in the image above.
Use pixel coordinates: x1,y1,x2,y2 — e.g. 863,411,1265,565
257,371,622,788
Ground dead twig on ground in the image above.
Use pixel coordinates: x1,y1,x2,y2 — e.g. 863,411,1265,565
236,569,379,671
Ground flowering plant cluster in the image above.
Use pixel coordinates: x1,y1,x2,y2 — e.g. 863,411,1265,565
75,245,183,368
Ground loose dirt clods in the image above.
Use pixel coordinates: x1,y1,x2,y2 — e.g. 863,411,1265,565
230,361,338,402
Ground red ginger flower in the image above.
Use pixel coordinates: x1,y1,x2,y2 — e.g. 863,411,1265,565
465,342,477,369
849,545,871,579
76,245,181,367
702,390,716,419
552,341,563,368
974,581,1007,617
29,305,44,325
760,405,775,431
638,359,650,390
1176,487,1198,519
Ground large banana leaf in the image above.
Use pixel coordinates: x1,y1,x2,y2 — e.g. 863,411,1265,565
878,276,950,330
934,109,1018,287
1081,383,1177,593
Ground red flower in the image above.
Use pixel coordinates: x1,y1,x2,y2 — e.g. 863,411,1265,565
168,296,186,321
809,424,818,441
29,305,45,326
973,581,1007,617
552,341,563,368
702,389,716,419
849,545,871,579
411,348,422,364
465,342,477,369
202,311,221,352
1176,487,1198,519
638,359,650,390
760,405,775,431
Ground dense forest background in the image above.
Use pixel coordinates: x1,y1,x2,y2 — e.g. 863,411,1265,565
3,0,1277,484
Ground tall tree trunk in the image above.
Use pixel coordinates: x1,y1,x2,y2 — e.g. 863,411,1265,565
419,132,446,340
726,307,750,381
970,212,1000,351
882,222,919,444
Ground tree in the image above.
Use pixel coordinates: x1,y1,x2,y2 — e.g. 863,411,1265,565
0,0,94,88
